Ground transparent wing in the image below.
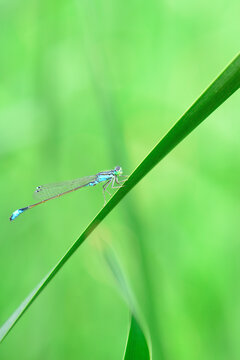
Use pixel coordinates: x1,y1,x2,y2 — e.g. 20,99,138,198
33,175,97,201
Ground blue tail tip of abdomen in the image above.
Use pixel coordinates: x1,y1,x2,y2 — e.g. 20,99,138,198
10,207,28,221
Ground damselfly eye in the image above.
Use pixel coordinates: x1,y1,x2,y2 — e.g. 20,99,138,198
114,166,122,175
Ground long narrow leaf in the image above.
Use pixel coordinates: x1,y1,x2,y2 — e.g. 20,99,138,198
124,316,150,360
102,244,151,359
1,53,239,343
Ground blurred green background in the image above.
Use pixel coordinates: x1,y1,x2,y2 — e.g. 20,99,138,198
0,0,239,359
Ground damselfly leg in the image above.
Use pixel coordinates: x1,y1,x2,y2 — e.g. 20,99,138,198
112,176,127,188
117,174,129,184
102,179,112,204
102,174,128,204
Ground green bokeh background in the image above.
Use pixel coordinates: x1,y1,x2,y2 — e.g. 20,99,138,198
0,0,239,359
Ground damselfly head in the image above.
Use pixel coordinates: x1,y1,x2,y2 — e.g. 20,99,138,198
114,166,122,175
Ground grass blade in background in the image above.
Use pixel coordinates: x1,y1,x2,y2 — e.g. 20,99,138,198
124,316,150,360
0,53,239,343
101,243,150,360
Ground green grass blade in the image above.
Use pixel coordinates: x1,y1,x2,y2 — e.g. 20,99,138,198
102,244,151,359
1,53,239,343
123,316,150,360
103,246,137,315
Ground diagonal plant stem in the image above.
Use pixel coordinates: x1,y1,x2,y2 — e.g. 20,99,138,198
1,53,239,343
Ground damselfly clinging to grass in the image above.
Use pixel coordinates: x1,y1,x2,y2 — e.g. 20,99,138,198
10,166,128,221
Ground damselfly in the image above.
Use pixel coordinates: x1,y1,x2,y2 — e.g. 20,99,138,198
10,166,127,221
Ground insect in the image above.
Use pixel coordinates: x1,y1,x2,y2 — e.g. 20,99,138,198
10,166,127,221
